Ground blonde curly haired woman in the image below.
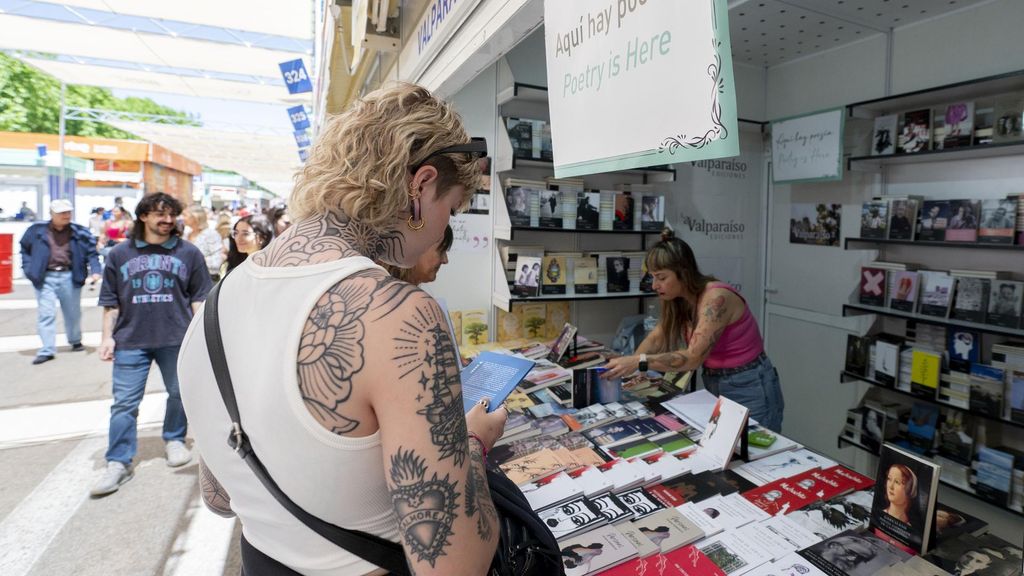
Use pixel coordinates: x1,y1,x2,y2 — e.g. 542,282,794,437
179,84,506,576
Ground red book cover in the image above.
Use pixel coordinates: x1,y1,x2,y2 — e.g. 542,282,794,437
741,477,820,515
785,468,847,501
601,547,729,576
824,465,874,492
646,483,687,508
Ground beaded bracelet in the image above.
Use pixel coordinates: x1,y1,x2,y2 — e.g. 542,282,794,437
467,432,488,458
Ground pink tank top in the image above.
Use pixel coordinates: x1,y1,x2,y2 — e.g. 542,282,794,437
698,283,764,369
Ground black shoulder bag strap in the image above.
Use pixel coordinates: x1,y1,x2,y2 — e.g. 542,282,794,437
202,281,411,576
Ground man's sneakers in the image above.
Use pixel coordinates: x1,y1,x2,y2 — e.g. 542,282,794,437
166,440,192,467
90,461,133,497
70,343,86,352
32,354,54,365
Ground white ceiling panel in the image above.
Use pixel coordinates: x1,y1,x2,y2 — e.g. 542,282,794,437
109,121,302,197
55,0,312,40
20,57,310,105
0,14,306,78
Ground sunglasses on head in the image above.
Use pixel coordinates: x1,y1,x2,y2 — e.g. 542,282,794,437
411,137,488,172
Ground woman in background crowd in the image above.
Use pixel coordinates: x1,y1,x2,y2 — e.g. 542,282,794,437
382,224,453,285
98,206,132,257
223,215,272,274
603,228,785,431
183,205,226,282
265,206,292,237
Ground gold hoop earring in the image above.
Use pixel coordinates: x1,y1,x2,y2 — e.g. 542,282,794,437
406,215,425,230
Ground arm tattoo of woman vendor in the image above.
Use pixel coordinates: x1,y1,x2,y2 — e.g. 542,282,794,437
464,442,496,540
388,447,461,567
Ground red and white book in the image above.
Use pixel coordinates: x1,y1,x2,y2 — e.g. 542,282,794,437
822,465,874,492
742,478,821,516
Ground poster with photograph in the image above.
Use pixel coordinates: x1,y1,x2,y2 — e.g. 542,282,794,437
539,190,563,228
789,203,841,247
869,443,941,554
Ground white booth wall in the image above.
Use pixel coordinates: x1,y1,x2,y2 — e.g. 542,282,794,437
763,0,1024,540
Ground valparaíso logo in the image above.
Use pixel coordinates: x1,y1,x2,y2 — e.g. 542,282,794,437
690,158,748,179
680,215,745,241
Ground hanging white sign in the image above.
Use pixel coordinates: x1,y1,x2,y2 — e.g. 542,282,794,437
770,108,845,183
543,0,739,178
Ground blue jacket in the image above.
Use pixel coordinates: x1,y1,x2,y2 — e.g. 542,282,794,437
20,221,102,289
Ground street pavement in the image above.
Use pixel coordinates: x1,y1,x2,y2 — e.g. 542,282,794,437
0,280,242,576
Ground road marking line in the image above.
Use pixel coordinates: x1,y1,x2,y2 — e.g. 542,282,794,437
0,331,102,354
0,299,100,310
0,392,167,449
163,496,237,576
0,436,106,576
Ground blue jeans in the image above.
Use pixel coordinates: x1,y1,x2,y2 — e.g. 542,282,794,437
35,271,82,357
703,355,785,432
106,346,186,465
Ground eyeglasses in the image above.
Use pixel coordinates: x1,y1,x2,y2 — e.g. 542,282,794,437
411,137,488,172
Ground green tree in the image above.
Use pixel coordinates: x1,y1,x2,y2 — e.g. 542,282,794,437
0,53,194,139
525,316,546,338
464,322,488,345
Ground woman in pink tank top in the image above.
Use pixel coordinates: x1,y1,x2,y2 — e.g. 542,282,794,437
604,229,785,431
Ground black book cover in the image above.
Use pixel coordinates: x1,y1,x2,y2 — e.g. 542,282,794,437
575,192,600,230
613,194,634,231
538,189,563,229
844,335,870,377
606,257,630,293
505,186,531,227
917,200,949,242
950,277,989,324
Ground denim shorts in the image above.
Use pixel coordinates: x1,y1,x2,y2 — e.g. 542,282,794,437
702,354,785,432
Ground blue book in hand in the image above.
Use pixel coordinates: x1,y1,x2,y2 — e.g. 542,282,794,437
461,352,535,413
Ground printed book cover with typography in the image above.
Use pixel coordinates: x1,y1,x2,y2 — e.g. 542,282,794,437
859,267,887,307
868,443,941,554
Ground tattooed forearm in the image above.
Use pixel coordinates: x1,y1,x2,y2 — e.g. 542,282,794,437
464,442,497,541
199,460,234,518
389,447,460,568
649,351,692,371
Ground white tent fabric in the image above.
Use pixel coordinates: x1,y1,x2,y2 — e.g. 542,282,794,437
55,0,313,39
108,121,302,198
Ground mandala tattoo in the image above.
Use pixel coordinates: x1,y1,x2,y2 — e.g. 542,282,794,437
464,447,496,541
389,447,460,568
297,278,376,434
199,460,232,517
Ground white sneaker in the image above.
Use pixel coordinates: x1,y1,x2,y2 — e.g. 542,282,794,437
166,440,192,467
90,461,133,497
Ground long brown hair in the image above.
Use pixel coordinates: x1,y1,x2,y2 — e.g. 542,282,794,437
645,228,716,352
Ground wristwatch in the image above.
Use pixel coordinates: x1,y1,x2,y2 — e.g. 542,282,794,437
638,354,648,373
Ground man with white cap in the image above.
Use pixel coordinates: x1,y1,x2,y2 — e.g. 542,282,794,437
19,198,102,364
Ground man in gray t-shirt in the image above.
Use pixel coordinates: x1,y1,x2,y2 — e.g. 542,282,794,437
91,193,212,497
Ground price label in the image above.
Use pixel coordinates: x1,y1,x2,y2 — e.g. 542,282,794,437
278,59,313,94
286,105,310,131
294,130,312,148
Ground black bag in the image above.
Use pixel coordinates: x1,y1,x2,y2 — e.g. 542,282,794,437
202,281,564,576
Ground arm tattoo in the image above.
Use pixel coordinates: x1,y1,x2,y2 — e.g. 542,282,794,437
702,295,728,322
393,302,468,467
296,278,376,434
199,460,234,518
389,447,460,568
464,444,496,541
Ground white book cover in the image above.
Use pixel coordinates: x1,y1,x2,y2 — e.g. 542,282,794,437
746,427,802,461
696,494,767,532
784,490,874,541
641,451,693,484
742,552,829,576
597,458,646,493
626,456,662,485
676,502,725,539
735,521,800,561
757,514,823,550
697,531,774,575
733,449,836,486
630,508,705,553
568,465,614,498
689,396,749,473
520,471,584,512
661,389,719,432
538,496,607,541
558,524,638,576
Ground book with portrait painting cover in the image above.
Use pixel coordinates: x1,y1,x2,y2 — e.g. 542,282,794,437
868,443,941,554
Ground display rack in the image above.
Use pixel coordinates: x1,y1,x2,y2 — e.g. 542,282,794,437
506,291,656,304
836,436,1024,520
848,141,1024,171
844,237,1024,251
842,303,1024,338
839,371,1024,431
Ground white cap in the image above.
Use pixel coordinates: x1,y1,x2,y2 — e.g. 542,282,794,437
50,199,73,213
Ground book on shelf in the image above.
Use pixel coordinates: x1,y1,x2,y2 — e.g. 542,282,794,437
940,101,975,149
978,197,1018,243
986,279,1024,328
918,200,950,241
513,255,543,297
938,371,971,410
460,309,488,346
859,266,888,307
606,256,630,293
991,340,1024,366
557,523,638,575
873,337,902,387
538,189,564,228
860,200,889,239
1010,369,1024,424
888,270,920,312
974,446,1014,507
887,198,920,240
872,114,898,156
571,256,599,294
613,193,634,231
640,195,665,231
905,402,940,454
541,255,568,295
575,191,601,230
937,410,974,466
944,199,981,242
968,363,1005,418
898,109,931,154
950,276,990,323
910,350,941,398
990,93,1024,143
860,404,897,454
504,184,539,227
548,322,578,363
947,328,980,373
918,271,956,317
845,334,871,376
599,191,615,231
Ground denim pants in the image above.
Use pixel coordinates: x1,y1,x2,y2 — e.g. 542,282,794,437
106,346,186,465
35,271,82,357
703,355,785,432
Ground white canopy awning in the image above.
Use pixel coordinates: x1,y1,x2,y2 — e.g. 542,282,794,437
108,121,301,198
